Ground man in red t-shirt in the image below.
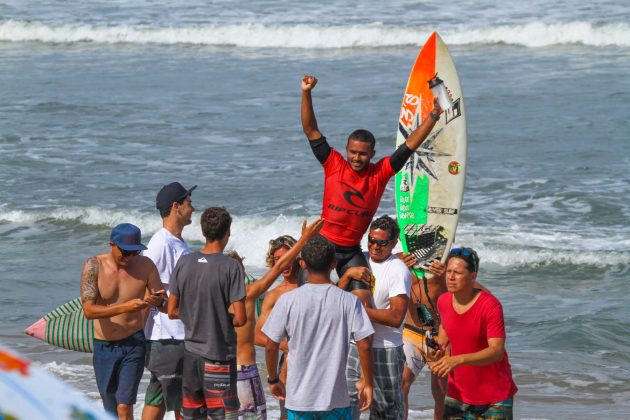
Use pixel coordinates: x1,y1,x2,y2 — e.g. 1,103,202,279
432,247,518,419
301,74,442,296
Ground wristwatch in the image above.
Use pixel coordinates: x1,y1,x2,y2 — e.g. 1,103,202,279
267,376,280,385
430,111,440,122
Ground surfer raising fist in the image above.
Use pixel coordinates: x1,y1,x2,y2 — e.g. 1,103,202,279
300,73,443,303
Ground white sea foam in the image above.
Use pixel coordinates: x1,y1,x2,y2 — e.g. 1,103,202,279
1,20,629,48
2,206,628,270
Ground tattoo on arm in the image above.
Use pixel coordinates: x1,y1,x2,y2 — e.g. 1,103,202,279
80,256,100,304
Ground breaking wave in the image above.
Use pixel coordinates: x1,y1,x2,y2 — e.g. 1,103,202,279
0,20,629,48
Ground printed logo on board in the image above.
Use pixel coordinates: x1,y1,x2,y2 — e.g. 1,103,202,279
448,161,460,175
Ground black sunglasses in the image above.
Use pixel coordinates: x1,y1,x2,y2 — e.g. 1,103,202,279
118,246,141,258
368,236,392,247
449,247,479,272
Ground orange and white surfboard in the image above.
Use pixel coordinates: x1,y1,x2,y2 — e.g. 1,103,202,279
395,32,467,273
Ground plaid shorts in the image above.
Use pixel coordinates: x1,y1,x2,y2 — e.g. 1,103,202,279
182,350,239,420
444,397,513,420
346,343,405,420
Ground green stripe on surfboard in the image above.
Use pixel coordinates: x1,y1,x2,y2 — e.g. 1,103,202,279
43,298,94,353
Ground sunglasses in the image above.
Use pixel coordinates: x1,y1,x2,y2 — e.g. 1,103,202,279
368,236,392,247
118,246,141,258
449,247,479,272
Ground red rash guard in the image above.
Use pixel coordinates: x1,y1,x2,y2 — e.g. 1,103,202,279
320,148,396,247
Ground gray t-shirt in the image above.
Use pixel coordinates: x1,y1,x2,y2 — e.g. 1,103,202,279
170,251,245,361
262,283,374,412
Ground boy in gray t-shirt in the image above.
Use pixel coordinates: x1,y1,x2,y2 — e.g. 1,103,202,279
262,235,374,418
168,207,246,419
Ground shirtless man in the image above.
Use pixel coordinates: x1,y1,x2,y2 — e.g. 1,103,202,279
253,234,302,419
399,257,448,420
301,74,443,303
80,223,166,420
229,219,323,419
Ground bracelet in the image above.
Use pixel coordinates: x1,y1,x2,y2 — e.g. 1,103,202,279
430,111,440,122
267,377,280,385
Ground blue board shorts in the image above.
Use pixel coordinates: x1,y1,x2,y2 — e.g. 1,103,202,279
93,330,146,415
287,407,352,420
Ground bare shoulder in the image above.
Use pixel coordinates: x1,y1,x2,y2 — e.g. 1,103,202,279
80,255,102,304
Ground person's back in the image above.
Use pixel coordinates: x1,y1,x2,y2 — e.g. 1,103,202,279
262,234,374,419
168,207,246,419
275,284,364,409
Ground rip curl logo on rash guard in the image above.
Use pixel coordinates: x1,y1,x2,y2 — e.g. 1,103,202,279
341,182,368,209
320,148,397,247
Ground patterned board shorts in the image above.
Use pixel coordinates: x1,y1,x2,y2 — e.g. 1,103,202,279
444,397,513,420
346,343,405,420
182,350,239,420
236,364,267,419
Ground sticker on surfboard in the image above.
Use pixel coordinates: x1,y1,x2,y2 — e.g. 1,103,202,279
395,32,467,272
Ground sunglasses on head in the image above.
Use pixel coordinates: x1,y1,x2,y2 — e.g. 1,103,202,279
449,247,479,272
368,236,392,247
118,246,141,258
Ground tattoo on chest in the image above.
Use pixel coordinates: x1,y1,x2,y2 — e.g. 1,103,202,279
80,256,100,303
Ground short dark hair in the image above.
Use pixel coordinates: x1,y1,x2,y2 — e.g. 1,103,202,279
301,235,335,274
201,207,232,242
159,196,188,218
369,215,399,240
347,129,376,149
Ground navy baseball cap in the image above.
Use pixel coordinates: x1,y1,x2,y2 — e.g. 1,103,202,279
156,182,197,211
110,223,147,251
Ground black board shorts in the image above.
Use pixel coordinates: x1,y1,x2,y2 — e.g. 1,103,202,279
298,243,369,290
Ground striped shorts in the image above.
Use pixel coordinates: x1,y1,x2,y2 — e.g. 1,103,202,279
182,350,239,420
346,343,405,420
444,397,513,420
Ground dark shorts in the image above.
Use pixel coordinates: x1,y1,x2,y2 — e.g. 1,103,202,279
93,330,146,415
298,244,369,290
144,339,185,411
182,350,239,420
444,397,514,420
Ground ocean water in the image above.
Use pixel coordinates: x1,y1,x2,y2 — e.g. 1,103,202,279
1,0,629,418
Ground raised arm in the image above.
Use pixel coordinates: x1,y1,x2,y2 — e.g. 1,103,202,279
246,219,324,300
301,75,323,140
80,256,148,319
404,98,443,152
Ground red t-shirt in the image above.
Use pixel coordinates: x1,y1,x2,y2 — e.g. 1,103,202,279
438,291,518,405
320,148,396,247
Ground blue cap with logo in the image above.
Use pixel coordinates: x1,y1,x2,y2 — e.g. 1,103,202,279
110,223,147,251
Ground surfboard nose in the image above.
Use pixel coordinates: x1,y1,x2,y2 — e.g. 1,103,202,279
24,318,46,340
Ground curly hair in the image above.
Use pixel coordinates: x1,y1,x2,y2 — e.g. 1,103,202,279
265,235,297,268
369,215,399,240
200,207,232,242
301,234,335,273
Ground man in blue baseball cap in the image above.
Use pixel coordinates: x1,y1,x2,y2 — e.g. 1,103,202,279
80,223,166,419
